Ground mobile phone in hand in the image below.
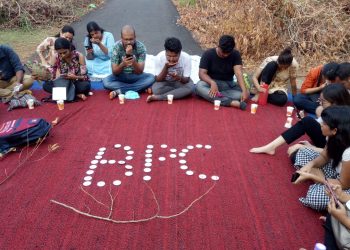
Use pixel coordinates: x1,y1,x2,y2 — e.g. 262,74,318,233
291,172,300,182
325,178,340,208
126,54,133,59
85,46,92,50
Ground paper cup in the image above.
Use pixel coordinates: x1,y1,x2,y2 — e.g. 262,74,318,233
118,94,125,104
214,100,221,110
286,106,294,116
27,99,34,109
284,117,293,128
57,100,64,110
167,94,174,104
250,103,258,114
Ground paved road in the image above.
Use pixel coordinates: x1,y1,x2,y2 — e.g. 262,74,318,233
70,0,203,55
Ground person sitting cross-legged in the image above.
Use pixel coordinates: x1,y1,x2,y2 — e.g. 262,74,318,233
103,25,155,99
147,37,193,103
195,35,249,110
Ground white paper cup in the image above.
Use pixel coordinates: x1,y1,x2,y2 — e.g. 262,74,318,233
27,99,34,109
214,100,221,110
118,94,125,104
284,117,293,128
57,100,64,110
167,94,174,104
286,106,294,116
250,103,258,114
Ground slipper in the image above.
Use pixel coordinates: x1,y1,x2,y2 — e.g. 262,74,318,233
109,90,118,100
239,101,247,110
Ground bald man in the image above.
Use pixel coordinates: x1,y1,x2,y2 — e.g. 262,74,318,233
103,25,155,99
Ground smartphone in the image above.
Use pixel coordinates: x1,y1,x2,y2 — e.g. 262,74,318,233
324,178,340,208
291,172,300,182
85,46,92,50
126,54,133,59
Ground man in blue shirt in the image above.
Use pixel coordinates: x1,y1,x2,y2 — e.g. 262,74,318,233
0,45,33,100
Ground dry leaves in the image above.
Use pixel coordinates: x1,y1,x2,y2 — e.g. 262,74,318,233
174,0,350,69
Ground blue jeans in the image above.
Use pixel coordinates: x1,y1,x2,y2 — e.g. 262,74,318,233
293,93,320,114
103,72,155,93
195,80,242,106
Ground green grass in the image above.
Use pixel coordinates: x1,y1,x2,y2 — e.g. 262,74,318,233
0,27,59,61
178,0,196,6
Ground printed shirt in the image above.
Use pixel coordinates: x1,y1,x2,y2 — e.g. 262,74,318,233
111,40,146,74
258,56,299,94
49,50,89,81
155,50,192,82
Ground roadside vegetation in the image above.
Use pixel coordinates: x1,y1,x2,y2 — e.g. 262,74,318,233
0,0,103,60
174,0,350,70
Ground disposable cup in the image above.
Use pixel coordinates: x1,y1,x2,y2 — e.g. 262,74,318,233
286,106,294,116
167,94,174,104
118,94,125,104
251,103,258,114
284,117,293,128
27,99,34,109
57,100,64,110
214,100,221,110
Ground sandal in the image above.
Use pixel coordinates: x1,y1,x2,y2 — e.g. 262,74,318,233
109,90,118,100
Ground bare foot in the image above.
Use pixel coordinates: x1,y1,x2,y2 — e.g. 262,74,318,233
146,95,159,103
51,117,59,126
249,146,275,155
77,94,87,101
251,94,259,102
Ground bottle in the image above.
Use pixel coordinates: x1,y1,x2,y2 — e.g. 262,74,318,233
314,243,326,250
258,83,269,105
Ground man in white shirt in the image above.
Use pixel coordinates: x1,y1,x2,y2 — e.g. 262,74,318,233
147,37,193,102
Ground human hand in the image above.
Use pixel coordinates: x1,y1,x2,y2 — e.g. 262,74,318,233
90,38,101,44
328,197,346,220
122,56,134,67
166,61,177,68
241,89,249,101
125,45,133,55
209,82,219,98
63,73,78,80
13,83,23,93
287,143,305,157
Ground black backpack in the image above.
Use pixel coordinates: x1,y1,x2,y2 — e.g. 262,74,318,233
0,118,51,156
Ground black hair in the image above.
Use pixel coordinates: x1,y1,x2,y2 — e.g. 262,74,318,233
336,62,350,80
218,35,235,53
86,21,104,48
54,37,72,51
321,62,339,81
87,21,104,35
322,106,350,168
322,83,350,106
164,37,182,54
55,25,75,38
277,47,293,66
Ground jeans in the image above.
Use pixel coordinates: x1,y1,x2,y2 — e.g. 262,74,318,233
195,80,242,106
293,93,320,114
103,72,155,94
152,80,194,100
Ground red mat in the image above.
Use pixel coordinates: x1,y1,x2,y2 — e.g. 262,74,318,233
0,91,323,249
